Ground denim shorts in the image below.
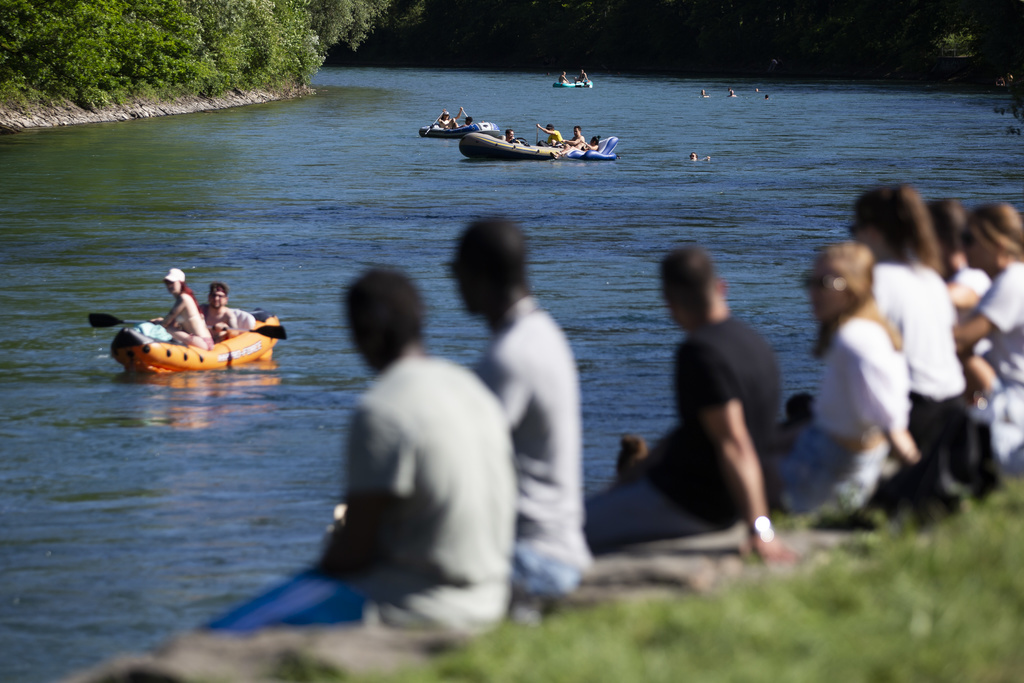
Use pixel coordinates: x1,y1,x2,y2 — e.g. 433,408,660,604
512,542,582,598
780,424,889,514
972,378,1024,475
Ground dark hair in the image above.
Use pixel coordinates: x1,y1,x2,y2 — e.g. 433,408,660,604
505,128,514,136
928,199,968,279
465,116,473,124
546,124,554,129
661,246,716,314
854,185,941,272
208,281,229,296
346,269,423,361
455,219,528,290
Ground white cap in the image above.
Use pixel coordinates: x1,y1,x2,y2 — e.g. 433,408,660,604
163,268,186,283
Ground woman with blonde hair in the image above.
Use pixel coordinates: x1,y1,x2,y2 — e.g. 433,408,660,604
956,204,1024,474
777,243,919,513
850,185,966,459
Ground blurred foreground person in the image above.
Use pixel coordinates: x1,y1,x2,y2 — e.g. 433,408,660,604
584,247,795,563
929,199,991,317
850,185,964,459
209,269,515,631
452,219,591,620
957,204,1024,475
776,243,918,513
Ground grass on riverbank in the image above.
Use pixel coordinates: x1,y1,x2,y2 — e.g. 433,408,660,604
281,480,1024,683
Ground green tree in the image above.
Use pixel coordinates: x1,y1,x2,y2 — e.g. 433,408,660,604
308,0,392,50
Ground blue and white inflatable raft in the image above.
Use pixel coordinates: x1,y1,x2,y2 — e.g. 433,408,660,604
419,121,502,138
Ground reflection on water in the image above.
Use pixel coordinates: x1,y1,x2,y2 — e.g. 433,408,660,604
114,364,282,430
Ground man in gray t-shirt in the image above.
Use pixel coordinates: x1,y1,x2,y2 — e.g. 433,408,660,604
209,269,515,632
453,220,591,616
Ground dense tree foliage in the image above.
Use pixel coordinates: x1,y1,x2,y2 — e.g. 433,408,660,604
334,0,1021,77
330,0,1024,126
0,0,389,108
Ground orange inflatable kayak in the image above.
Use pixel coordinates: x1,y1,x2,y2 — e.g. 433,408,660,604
109,312,283,372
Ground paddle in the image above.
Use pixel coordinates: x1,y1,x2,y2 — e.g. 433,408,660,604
88,313,288,340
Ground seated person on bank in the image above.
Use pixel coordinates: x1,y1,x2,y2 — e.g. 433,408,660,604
209,269,516,631
452,219,592,618
773,243,918,514
584,247,796,563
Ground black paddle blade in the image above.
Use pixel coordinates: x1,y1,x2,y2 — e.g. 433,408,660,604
254,325,287,340
89,313,124,327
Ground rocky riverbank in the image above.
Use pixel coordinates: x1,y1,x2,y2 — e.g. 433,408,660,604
0,86,314,134
60,526,849,683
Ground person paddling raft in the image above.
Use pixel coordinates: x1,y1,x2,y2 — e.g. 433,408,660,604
558,71,569,84
154,268,214,351
435,107,465,129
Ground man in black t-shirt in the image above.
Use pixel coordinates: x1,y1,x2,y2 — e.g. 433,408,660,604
585,247,795,563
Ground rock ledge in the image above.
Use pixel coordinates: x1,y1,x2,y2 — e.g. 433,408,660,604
0,86,314,132
60,527,851,683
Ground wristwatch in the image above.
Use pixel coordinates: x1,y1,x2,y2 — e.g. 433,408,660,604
751,516,775,543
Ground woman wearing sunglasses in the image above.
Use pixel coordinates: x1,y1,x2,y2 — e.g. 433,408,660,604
775,243,919,513
956,204,1024,474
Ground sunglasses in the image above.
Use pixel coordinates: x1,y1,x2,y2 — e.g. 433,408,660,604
804,274,848,292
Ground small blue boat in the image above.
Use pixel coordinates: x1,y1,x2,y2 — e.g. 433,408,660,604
553,81,593,88
419,121,502,138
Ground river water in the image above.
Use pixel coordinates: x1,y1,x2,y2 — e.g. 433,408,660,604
1,67,1021,681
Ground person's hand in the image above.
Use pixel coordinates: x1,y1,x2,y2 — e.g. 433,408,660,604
890,429,921,465
747,535,799,564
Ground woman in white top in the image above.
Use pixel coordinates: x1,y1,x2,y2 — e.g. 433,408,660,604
778,243,919,513
158,268,214,351
955,204,1024,474
930,200,992,309
850,185,966,457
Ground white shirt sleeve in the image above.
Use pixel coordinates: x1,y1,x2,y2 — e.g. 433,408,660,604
979,265,1024,333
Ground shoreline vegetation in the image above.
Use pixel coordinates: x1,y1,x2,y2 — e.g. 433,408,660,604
2,0,1022,133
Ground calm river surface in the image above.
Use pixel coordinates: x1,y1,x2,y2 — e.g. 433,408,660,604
1,66,1022,681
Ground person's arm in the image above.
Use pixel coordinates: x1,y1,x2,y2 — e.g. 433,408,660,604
161,298,187,330
887,427,920,464
319,491,396,576
955,312,994,355
700,399,797,563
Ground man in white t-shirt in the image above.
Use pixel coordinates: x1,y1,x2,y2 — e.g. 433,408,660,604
452,219,592,620
210,269,516,631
